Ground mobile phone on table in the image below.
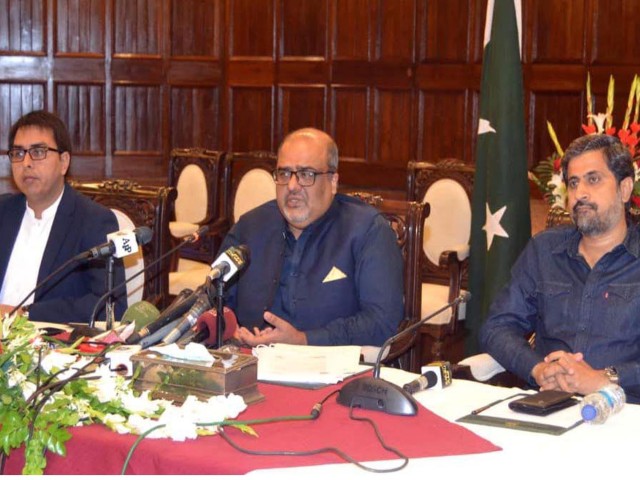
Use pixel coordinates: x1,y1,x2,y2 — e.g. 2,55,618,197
508,390,578,416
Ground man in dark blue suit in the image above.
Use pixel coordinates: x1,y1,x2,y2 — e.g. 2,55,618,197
0,110,126,324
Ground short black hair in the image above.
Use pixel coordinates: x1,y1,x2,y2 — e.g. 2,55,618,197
561,134,633,185
8,110,72,155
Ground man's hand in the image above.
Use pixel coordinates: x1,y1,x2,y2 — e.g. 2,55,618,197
532,350,610,395
234,312,307,347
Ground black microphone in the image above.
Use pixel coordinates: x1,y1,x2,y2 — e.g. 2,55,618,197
78,226,153,260
160,245,250,344
87,225,209,328
336,292,471,416
7,226,154,318
124,287,195,345
402,370,438,394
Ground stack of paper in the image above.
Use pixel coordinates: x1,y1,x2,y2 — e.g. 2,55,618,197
252,344,370,385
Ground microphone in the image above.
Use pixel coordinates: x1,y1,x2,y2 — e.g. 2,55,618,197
124,287,196,345
160,245,250,345
80,226,153,260
7,226,155,318
402,361,453,394
88,225,209,327
208,244,251,282
402,370,438,394
178,307,238,346
336,292,471,416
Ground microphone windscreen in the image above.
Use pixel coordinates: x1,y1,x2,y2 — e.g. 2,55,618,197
120,300,160,330
195,307,238,346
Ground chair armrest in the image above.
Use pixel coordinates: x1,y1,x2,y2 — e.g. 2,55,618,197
438,244,469,265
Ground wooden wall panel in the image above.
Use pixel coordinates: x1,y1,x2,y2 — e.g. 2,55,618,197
278,86,325,135
114,0,161,55
0,0,44,52
229,86,273,151
281,0,327,58
374,88,414,164
56,0,105,55
592,0,640,65
170,86,219,148
419,0,474,63
228,0,274,57
332,0,372,60
56,83,105,153
377,0,416,61
171,0,221,57
526,0,587,64
113,85,162,153
419,90,469,162
331,86,369,158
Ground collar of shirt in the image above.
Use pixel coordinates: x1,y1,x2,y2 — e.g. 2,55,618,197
552,222,640,260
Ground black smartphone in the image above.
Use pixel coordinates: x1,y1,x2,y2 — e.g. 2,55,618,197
508,390,578,416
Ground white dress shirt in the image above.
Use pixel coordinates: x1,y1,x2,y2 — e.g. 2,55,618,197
0,190,64,306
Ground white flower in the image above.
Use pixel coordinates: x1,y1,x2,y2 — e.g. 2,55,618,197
587,113,610,134
547,172,567,210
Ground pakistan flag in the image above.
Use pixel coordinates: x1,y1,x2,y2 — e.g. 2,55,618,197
466,0,531,354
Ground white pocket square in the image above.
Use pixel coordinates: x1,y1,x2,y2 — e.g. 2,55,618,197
323,266,347,283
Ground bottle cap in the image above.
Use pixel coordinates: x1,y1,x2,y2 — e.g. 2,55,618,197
581,404,597,421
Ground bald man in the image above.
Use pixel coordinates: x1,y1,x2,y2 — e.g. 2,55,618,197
219,128,404,347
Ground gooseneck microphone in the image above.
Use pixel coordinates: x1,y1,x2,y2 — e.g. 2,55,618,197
87,226,209,328
160,245,250,345
336,292,471,416
7,226,154,319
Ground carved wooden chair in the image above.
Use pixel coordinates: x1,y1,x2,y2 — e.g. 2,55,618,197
167,148,226,295
348,192,428,373
69,179,176,309
406,159,474,363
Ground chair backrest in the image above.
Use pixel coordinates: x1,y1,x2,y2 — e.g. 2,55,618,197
221,151,277,225
348,192,428,373
168,148,226,263
69,179,176,309
407,159,474,287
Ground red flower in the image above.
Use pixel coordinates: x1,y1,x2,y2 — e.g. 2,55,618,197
605,127,617,136
553,157,562,171
632,195,640,208
631,123,640,133
582,124,597,134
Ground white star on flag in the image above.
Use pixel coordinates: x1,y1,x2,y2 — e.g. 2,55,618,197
478,118,496,135
483,203,509,250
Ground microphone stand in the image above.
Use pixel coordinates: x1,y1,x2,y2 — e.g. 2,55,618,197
214,278,226,349
105,256,116,331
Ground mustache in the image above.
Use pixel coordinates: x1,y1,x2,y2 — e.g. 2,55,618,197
573,200,597,213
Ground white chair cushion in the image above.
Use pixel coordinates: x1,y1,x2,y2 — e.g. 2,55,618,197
422,178,471,266
111,209,144,306
421,283,467,325
233,169,277,223
175,164,208,224
168,258,211,295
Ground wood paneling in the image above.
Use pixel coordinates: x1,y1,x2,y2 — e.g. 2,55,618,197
0,0,639,196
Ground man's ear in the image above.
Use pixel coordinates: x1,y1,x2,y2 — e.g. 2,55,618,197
60,151,70,176
621,176,633,202
331,172,339,194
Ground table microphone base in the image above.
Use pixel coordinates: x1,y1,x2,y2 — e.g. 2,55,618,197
337,376,418,416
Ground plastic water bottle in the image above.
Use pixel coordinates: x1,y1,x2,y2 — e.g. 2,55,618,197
580,384,626,424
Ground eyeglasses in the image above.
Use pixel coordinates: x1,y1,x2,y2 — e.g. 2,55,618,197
272,168,335,187
7,146,61,163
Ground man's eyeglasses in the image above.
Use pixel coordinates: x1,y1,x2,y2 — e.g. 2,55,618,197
272,168,335,187
7,146,61,163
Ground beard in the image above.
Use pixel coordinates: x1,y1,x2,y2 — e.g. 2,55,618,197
280,192,310,226
571,197,625,236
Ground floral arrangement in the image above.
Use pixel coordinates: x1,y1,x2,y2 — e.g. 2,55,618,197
530,74,640,210
0,314,249,474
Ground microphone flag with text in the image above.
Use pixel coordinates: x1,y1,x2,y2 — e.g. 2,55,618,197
177,307,238,347
160,244,250,345
88,226,209,328
80,226,153,260
336,292,471,416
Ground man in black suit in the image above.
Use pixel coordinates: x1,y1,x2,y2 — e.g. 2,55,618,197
0,110,126,323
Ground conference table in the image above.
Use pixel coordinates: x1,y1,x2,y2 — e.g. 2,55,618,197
5,366,638,476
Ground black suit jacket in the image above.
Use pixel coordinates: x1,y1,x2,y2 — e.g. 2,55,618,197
0,184,127,323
